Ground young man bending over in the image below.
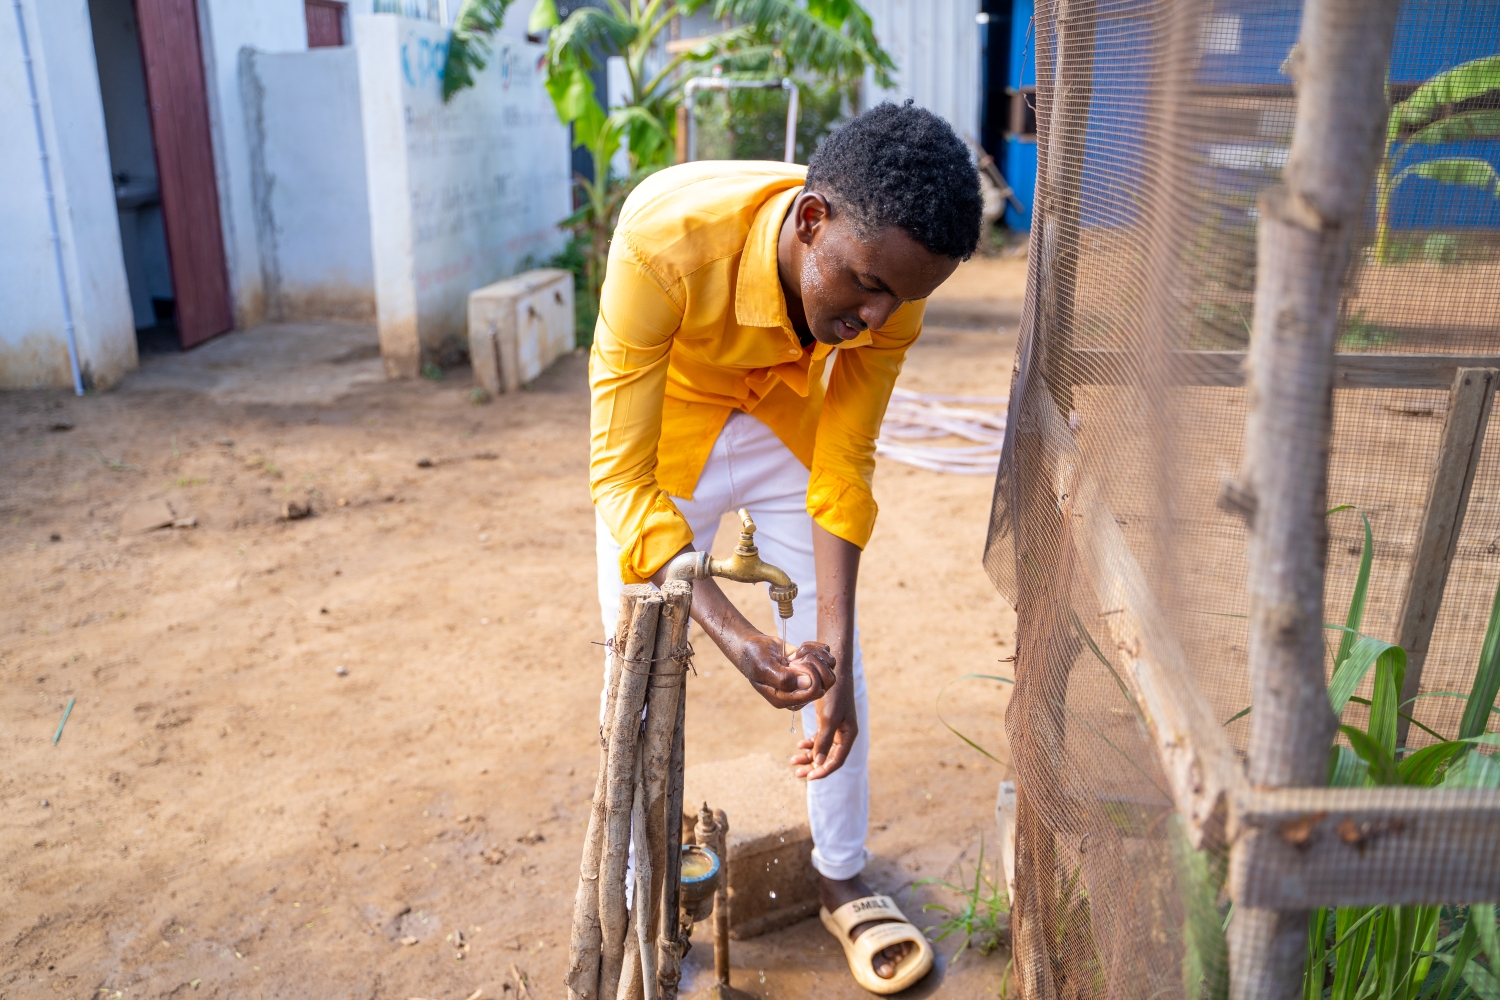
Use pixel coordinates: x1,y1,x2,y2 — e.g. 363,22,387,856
591,102,982,993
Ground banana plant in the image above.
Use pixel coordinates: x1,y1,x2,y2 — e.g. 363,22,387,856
1374,54,1500,264
441,0,895,310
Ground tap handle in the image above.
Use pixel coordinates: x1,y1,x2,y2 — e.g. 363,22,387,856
735,508,759,556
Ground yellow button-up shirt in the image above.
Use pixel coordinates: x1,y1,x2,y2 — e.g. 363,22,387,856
590,160,925,584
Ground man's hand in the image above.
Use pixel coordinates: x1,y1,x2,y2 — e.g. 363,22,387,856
655,544,836,711
791,675,857,780
790,523,864,781
738,636,834,710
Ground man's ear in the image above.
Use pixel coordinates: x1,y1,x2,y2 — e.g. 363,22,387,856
793,191,831,245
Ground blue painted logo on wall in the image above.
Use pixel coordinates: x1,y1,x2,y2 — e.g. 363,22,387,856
402,36,450,88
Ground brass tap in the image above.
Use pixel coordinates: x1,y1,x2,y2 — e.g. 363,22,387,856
664,509,798,619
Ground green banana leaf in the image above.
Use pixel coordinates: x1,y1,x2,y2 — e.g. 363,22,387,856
444,0,522,99
1392,157,1500,196
1388,54,1500,139
1407,109,1500,146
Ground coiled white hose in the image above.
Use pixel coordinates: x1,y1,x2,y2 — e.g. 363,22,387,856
876,388,1009,475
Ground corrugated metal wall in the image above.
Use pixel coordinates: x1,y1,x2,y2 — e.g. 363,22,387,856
859,0,983,146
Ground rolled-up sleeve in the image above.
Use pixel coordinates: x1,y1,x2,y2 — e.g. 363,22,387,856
806,300,924,548
589,235,693,583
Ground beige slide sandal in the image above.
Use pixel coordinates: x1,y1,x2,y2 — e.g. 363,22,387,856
820,894,935,995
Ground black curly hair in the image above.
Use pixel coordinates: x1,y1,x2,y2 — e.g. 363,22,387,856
804,100,982,261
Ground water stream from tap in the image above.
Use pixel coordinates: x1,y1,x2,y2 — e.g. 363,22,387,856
786,605,798,731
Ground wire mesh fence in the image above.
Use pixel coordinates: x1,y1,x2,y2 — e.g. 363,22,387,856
984,1,1500,997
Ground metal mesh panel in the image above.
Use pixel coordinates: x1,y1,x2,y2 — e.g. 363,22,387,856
985,1,1500,996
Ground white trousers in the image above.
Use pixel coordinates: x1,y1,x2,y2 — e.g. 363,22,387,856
596,410,871,880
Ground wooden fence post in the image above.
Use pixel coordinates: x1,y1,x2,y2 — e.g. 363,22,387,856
1228,2,1400,998
1394,368,1500,744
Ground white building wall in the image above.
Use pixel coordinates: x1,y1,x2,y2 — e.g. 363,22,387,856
197,0,309,328
355,13,571,378
1,0,135,390
860,0,983,147
242,46,375,321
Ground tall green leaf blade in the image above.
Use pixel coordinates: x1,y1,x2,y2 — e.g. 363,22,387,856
1460,573,1500,741
1395,739,1465,786
1329,745,1371,787
1464,957,1500,1000
1330,905,1376,1000
1341,725,1398,785
1335,510,1375,670
1330,637,1404,715
1432,918,1480,1000
1473,904,1500,998
1445,749,1500,788
1369,644,1407,760
1305,908,1330,1000
1411,907,1442,1000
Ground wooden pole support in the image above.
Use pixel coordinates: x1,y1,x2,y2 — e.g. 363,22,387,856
1394,368,1500,744
569,585,654,1000
1228,2,1400,997
656,662,689,998
1231,785,1500,907
642,583,691,947
642,581,693,995
598,591,664,1000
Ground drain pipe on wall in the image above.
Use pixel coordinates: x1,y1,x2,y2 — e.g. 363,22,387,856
13,0,85,396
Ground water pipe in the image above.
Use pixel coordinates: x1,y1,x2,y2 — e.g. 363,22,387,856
682,76,800,165
663,508,798,620
13,0,85,396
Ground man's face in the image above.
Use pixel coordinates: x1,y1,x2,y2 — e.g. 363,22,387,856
791,192,961,346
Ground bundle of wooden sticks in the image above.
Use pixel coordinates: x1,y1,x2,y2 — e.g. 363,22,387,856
566,582,695,1000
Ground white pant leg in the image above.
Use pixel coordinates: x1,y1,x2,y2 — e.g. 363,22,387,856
708,413,871,881
594,411,871,881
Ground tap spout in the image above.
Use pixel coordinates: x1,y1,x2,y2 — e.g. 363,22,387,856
663,509,799,619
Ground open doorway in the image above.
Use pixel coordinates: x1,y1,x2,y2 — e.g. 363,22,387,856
88,0,233,353
89,0,175,353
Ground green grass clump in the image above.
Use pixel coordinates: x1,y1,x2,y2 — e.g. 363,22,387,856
915,834,1011,965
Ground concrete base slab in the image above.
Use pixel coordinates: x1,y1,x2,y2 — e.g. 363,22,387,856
683,752,819,940
123,322,384,405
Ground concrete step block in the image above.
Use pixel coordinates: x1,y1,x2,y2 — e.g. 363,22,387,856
467,268,574,395
683,752,818,940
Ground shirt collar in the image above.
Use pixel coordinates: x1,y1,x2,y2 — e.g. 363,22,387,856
733,184,875,353
735,185,801,330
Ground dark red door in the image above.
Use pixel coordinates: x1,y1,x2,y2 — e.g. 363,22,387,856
134,0,233,348
305,0,346,48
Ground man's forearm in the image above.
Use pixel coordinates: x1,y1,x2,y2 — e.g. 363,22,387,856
650,545,758,662
812,524,860,677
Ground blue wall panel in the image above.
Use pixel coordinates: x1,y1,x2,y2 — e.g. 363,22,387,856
1004,0,1500,233
1005,137,1038,229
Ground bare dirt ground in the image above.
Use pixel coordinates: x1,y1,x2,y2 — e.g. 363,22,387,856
2,257,1023,1000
